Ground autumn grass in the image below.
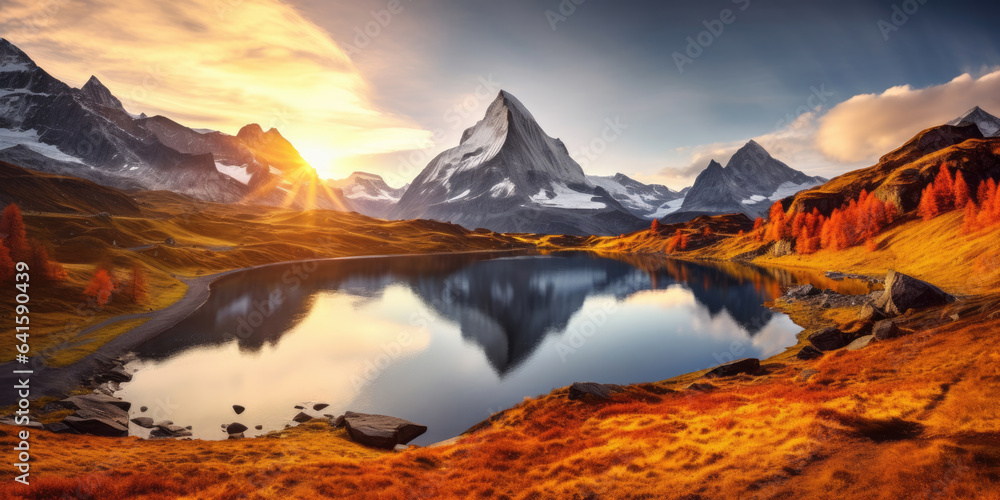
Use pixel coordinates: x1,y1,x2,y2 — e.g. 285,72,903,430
45,318,151,368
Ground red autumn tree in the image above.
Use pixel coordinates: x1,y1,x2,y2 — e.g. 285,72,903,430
0,240,14,283
765,202,789,242
753,217,765,241
702,226,713,237
0,204,30,263
127,265,149,304
84,269,116,307
953,171,971,209
961,202,979,234
650,219,661,235
28,240,67,282
931,164,955,211
918,184,942,221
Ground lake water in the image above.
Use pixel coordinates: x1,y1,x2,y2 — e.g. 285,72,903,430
115,252,866,445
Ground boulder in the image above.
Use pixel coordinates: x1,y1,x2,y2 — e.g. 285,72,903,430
233,405,245,415
226,422,248,434
332,415,346,428
255,425,263,430
62,415,127,437
130,417,155,428
313,403,330,411
342,412,427,449
846,335,875,351
95,366,132,384
858,303,888,322
686,383,716,392
873,320,903,341
140,406,148,413
293,412,314,423
796,345,824,360
787,284,821,298
567,382,625,400
873,271,955,316
150,424,192,438
43,422,76,434
704,358,760,378
808,327,850,351
57,394,131,412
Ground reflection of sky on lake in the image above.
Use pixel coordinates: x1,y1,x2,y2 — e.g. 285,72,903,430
116,254,829,445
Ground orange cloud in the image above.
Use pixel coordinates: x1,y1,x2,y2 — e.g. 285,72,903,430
816,70,1000,163
0,0,431,178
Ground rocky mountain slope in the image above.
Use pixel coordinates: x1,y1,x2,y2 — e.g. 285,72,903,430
587,173,685,220
0,38,347,210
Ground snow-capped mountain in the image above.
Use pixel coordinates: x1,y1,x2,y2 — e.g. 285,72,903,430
328,171,408,218
0,39,348,209
948,106,1000,138
671,141,826,221
587,173,684,220
388,91,646,236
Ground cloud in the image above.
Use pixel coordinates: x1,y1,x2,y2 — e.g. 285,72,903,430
0,0,431,177
816,70,1000,163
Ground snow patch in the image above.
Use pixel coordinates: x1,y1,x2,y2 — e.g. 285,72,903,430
489,179,516,198
446,189,471,203
646,198,685,219
215,162,253,185
741,195,767,205
769,181,821,201
0,128,89,164
530,184,606,210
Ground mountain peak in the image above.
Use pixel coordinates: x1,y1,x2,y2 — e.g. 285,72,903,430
79,75,125,111
706,159,724,171
948,106,1000,137
0,38,35,67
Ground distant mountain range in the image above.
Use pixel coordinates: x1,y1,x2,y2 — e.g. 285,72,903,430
387,91,647,236
3,38,998,235
0,38,347,210
327,172,408,219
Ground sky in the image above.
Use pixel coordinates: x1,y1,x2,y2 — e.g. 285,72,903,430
2,0,1000,189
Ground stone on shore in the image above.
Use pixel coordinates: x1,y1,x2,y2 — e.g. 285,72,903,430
808,327,850,351
342,412,427,449
873,270,955,317
567,382,625,400
704,358,760,378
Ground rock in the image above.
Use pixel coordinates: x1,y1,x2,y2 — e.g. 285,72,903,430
686,383,716,392
332,415,346,428
313,403,329,411
294,404,305,410
858,303,888,322
846,335,875,351
57,394,131,412
185,426,192,430
228,432,245,439
226,422,248,434
140,406,148,412
808,327,850,351
150,424,192,438
787,284,821,298
394,444,410,452
255,425,263,430
165,237,176,246
155,420,174,427
57,394,130,437
233,405,245,415
567,382,625,400
797,345,824,360
43,422,77,434
873,320,903,341
873,270,955,316
704,358,760,378
799,369,819,382
95,365,132,383
0,418,43,429
130,417,155,428
62,415,127,437
293,412,314,423
342,412,427,449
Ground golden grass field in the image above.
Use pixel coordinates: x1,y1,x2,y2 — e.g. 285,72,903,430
2,184,1000,499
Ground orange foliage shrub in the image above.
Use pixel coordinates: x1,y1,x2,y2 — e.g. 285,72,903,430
0,240,13,283
84,269,117,307
762,190,896,253
665,229,688,253
0,204,30,262
962,177,1000,234
29,239,67,282
650,218,661,235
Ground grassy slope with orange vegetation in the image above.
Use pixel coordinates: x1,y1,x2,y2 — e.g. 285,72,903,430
5,203,1000,499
